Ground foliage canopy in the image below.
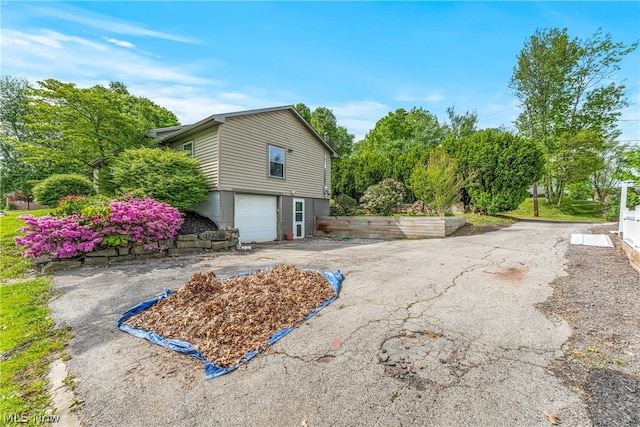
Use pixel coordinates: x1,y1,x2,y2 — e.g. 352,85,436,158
31,174,95,207
445,129,544,214
109,147,208,211
4,77,179,177
509,28,637,205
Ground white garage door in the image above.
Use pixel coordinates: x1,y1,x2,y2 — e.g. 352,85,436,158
234,194,277,243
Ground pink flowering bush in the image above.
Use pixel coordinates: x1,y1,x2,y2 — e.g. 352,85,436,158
14,215,105,259
15,197,183,259
97,197,184,246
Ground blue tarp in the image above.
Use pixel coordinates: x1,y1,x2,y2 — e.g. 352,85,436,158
117,268,344,379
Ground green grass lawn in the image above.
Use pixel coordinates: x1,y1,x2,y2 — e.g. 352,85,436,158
504,198,608,222
0,210,70,424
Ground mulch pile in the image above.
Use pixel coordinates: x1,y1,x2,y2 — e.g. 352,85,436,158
177,211,218,235
125,265,336,368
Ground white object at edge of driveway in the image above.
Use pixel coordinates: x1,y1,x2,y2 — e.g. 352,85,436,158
570,234,613,247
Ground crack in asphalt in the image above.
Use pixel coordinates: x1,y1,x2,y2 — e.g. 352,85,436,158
373,239,572,413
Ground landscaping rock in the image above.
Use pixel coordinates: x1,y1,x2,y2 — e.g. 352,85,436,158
42,260,83,273
177,240,212,249
177,234,198,241
130,244,159,255
84,248,117,257
83,257,110,266
212,240,236,250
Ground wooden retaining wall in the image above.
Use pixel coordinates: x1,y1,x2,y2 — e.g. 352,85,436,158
316,216,466,239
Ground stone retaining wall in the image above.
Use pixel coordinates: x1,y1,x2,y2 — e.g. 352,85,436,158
41,229,239,272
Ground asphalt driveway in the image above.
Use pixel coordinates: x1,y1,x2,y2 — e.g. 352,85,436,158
50,221,594,426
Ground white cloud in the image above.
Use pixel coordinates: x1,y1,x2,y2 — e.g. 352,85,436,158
1,28,107,50
1,28,217,87
127,83,289,125
104,37,135,49
328,101,390,142
330,101,387,118
219,92,250,101
395,91,445,104
32,5,199,44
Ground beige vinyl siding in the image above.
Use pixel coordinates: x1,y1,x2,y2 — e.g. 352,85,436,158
168,126,219,190
218,110,331,199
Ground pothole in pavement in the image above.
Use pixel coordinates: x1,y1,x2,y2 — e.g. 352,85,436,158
379,330,473,391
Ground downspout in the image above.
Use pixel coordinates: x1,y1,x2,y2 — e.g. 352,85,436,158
323,132,329,199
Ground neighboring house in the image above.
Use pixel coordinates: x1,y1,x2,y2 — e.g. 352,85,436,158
150,106,338,243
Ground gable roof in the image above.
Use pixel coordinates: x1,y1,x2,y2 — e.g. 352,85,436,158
154,105,338,158
147,125,190,139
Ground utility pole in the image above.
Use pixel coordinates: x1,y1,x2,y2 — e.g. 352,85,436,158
527,105,539,217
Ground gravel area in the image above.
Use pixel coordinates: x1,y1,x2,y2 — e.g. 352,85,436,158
538,223,640,426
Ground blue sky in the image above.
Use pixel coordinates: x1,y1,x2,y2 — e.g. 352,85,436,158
2,1,639,143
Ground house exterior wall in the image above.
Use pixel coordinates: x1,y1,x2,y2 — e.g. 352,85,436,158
190,190,235,229
313,199,330,217
168,126,219,190
164,107,334,241
280,196,324,238
217,110,331,199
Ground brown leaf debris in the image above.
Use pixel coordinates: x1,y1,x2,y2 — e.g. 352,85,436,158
125,265,336,368
543,410,561,425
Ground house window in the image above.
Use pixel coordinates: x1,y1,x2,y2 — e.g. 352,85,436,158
183,141,194,157
269,145,285,178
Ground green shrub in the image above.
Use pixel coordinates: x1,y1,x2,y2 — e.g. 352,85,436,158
444,129,543,215
603,188,620,221
604,187,640,221
32,174,95,208
331,194,359,216
110,148,208,211
359,178,406,216
55,194,112,218
409,150,465,215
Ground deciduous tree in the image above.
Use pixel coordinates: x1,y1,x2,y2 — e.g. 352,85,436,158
0,76,48,199
357,107,443,155
510,28,637,205
14,79,179,174
294,103,354,157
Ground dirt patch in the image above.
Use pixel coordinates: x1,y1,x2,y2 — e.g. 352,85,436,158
449,220,514,237
537,223,640,423
124,265,336,368
493,266,528,281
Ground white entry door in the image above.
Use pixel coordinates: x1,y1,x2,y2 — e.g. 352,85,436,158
293,198,305,239
234,194,277,243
